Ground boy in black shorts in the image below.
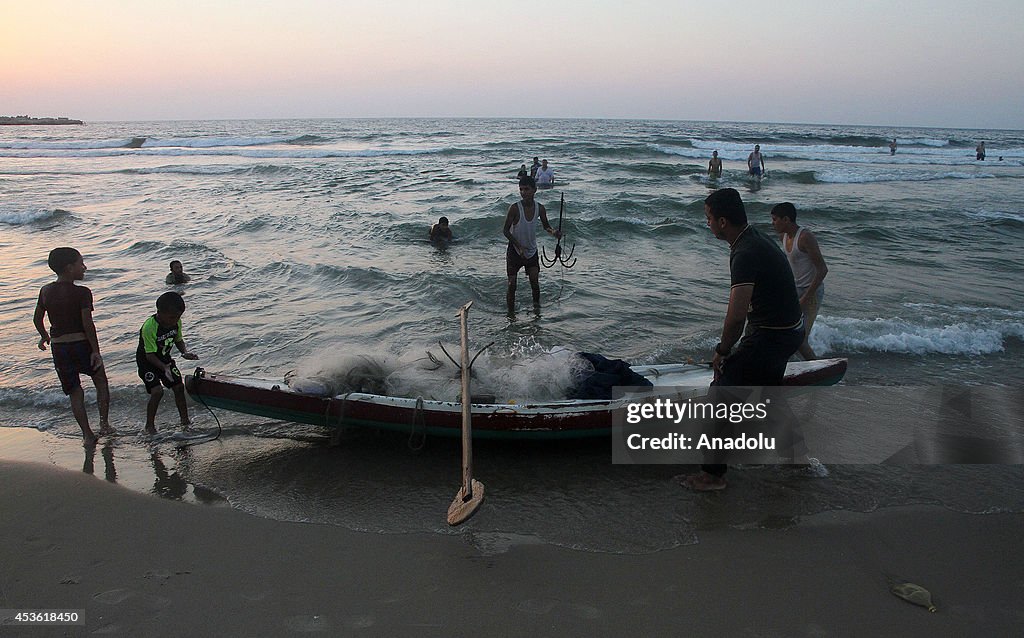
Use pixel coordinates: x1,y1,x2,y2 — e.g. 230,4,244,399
33,247,113,445
137,292,199,433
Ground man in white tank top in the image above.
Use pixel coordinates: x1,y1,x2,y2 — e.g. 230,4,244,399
503,176,560,312
771,202,829,360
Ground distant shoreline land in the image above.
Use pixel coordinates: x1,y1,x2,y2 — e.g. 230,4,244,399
0,115,84,125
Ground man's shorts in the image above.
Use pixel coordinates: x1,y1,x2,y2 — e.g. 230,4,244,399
52,340,97,395
506,243,540,276
798,285,825,333
750,166,762,177
138,358,182,393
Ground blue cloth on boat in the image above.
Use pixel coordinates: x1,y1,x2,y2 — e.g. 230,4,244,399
567,352,653,400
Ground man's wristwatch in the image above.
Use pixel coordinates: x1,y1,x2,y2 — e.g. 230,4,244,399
714,342,731,357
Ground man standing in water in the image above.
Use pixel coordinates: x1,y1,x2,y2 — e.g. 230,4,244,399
535,159,555,188
503,176,560,312
684,188,802,491
889,138,898,155
976,141,986,160
771,202,828,360
747,144,766,178
708,150,723,178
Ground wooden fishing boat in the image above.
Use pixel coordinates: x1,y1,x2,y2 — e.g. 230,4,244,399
185,358,847,440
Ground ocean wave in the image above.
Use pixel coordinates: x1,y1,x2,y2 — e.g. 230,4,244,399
652,139,1024,167
901,137,951,147
123,240,170,255
286,135,330,145
0,146,451,160
902,302,1024,319
0,207,70,225
605,161,691,177
0,386,69,410
812,316,1023,356
819,135,949,148
962,209,1024,225
116,164,296,176
0,137,138,151
143,135,310,148
824,134,894,147
814,169,996,184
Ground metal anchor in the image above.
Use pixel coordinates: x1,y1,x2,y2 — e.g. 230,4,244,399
541,192,576,269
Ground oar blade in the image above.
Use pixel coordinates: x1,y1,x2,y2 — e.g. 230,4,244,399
447,479,485,526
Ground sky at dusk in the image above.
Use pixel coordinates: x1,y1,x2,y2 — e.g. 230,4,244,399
3,0,1022,128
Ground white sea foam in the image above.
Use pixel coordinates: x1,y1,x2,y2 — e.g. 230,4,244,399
962,209,1024,223
811,316,1021,356
0,387,69,409
287,345,587,403
813,169,994,184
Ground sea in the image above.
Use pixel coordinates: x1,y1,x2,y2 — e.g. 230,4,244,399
2,118,1022,553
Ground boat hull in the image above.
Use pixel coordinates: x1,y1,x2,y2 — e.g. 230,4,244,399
185,358,847,440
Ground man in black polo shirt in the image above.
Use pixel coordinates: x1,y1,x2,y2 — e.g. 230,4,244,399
684,188,803,491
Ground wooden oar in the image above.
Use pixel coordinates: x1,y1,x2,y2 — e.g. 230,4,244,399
447,301,484,525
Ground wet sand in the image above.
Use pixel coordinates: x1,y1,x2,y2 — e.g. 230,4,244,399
2,450,1023,635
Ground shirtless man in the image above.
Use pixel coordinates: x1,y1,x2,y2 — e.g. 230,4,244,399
503,176,560,311
976,142,986,161
747,144,765,178
770,202,828,360
708,150,723,178
429,216,453,244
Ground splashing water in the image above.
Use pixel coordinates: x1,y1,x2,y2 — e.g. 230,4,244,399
284,346,594,403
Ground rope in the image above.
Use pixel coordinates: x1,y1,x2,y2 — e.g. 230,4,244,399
327,393,351,446
184,375,223,447
550,262,567,304
408,396,427,452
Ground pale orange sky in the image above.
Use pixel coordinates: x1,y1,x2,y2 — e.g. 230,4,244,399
2,0,1022,128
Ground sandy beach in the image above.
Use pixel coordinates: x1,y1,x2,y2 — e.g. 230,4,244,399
2,443,1023,636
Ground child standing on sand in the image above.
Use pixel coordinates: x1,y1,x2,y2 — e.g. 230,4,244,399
136,292,199,433
33,247,113,445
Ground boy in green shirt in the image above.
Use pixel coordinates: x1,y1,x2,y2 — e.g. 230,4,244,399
136,292,198,433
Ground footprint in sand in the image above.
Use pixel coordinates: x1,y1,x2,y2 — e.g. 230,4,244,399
94,588,133,604
240,590,271,601
142,569,171,584
344,615,375,629
515,599,602,619
515,598,558,615
571,603,602,619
